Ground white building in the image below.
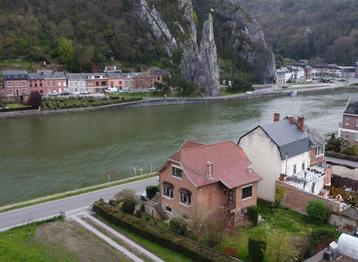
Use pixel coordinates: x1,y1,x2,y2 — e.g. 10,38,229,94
275,67,292,84
238,114,330,202
290,66,305,82
66,73,91,94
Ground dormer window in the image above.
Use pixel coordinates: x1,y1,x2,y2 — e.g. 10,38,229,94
172,165,182,178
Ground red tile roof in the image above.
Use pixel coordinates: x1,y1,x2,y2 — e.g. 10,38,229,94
162,140,262,188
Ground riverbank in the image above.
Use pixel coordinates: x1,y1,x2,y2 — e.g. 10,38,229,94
1,84,357,119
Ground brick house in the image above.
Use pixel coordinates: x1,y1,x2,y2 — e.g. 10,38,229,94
239,113,331,202
159,140,261,225
2,70,66,97
338,97,358,144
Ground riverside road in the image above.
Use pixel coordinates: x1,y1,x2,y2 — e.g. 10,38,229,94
0,176,158,232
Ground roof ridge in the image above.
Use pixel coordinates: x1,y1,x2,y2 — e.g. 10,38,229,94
180,140,235,153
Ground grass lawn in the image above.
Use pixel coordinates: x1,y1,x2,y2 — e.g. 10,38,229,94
0,222,76,262
94,215,193,262
5,103,31,109
218,200,337,261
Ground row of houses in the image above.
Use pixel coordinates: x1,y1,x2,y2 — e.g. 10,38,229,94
339,97,358,144
157,113,332,224
0,67,169,97
275,61,358,84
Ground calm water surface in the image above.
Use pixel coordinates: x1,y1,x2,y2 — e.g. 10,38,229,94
0,90,356,205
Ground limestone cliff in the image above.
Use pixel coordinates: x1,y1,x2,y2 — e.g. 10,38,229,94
136,0,275,96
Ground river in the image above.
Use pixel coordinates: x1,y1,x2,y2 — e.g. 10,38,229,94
0,90,356,206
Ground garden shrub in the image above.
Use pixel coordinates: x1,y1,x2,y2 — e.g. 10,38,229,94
223,247,238,257
121,198,137,215
169,217,188,236
275,186,285,207
304,227,338,257
93,201,234,262
146,186,158,199
306,200,330,225
248,237,266,262
247,205,259,226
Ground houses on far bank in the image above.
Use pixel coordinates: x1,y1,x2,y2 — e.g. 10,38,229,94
275,61,358,84
0,67,169,98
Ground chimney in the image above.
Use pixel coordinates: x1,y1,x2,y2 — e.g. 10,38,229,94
273,113,280,122
207,161,214,180
297,116,304,131
288,115,295,124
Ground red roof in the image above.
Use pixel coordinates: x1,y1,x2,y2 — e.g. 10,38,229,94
163,140,262,188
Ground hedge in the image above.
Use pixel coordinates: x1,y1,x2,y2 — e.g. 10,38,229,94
248,237,266,262
247,206,259,226
146,186,158,199
93,201,238,262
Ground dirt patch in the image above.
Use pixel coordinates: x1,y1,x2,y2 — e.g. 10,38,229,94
34,220,131,262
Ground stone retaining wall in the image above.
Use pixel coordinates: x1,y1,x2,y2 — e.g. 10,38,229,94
1,85,356,119
276,181,341,213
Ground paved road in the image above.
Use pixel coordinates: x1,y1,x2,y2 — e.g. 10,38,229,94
325,156,358,169
0,176,158,232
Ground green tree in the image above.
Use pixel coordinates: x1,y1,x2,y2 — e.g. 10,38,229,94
57,37,75,67
306,200,331,225
264,233,296,262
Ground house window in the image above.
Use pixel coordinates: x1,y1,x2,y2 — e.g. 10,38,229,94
21,81,26,87
316,144,324,156
14,81,19,87
228,189,234,206
165,206,172,212
8,89,13,95
6,81,12,87
172,166,182,178
242,185,252,200
293,164,297,175
345,117,350,126
179,189,191,206
163,182,174,198
302,162,305,171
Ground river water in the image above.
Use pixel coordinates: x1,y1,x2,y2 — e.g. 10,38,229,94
0,90,356,205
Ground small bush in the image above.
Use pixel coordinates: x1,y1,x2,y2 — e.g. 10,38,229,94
223,247,238,257
248,237,266,262
169,217,188,236
305,227,338,257
114,189,136,203
121,198,137,215
306,200,330,225
146,186,158,199
247,205,259,226
108,199,117,207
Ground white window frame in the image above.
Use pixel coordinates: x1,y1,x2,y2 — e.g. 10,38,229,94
171,165,183,179
179,190,191,206
163,183,174,199
241,184,253,200
316,144,325,157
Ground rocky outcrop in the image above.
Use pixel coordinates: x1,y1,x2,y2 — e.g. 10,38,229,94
199,0,275,83
136,0,275,96
194,13,220,96
136,0,177,55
